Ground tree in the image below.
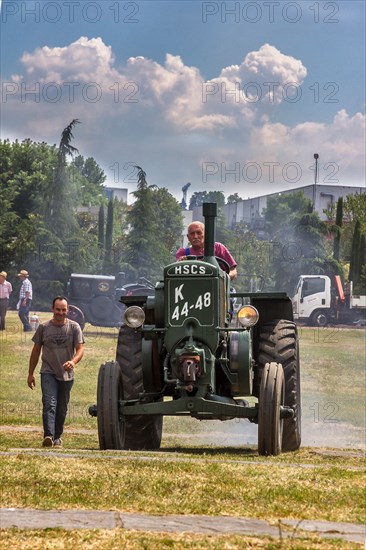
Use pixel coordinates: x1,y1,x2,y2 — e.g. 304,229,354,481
189,190,226,209
227,193,243,203
122,167,158,280
229,223,273,292
104,200,114,269
343,193,366,234
47,119,81,240
205,191,226,207
122,167,183,281
0,138,59,272
263,192,330,291
189,191,207,209
98,205,105,251
333,197,343,262
152,188,184,254
0,135,108,308
349,220,361,284
73,155,106,185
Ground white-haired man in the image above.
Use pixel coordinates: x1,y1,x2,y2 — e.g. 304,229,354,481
176,221,237,280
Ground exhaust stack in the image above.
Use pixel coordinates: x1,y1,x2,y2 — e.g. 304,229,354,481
203,202,217,259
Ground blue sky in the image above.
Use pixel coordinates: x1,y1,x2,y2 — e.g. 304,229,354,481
1,0,365,202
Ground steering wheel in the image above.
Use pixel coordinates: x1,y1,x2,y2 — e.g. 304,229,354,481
186,255,231,275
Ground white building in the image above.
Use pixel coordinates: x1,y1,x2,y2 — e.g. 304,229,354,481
223,184,365,229
104,186,128,202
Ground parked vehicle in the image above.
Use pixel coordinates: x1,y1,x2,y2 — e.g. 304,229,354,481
89,203,301,456
292,275,366,326
67,273,154,329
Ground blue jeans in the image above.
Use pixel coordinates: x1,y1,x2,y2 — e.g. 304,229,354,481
41,373,74,439
18,299,32,331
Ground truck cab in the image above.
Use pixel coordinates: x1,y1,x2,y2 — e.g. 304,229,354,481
292,275,332,326
292,274,366,326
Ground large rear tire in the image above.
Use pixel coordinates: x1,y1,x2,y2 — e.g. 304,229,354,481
116,326,162,450
97,361,124,450
258,320,301,452
258,362,284,456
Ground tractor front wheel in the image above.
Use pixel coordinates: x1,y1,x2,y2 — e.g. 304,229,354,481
258,320,301,452
258,362,284,456
116,326,163,450
97,361,124,450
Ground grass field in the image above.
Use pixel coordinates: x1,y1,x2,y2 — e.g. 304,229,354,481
0,311,365,548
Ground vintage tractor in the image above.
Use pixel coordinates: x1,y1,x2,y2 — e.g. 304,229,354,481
90,203,301,455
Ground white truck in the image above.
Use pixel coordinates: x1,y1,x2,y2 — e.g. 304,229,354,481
292,275,366,326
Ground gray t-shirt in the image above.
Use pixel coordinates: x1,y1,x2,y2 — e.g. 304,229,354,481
32,319,84,381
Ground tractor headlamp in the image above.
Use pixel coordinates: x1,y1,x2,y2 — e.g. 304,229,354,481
124,306,145,328
237,305,259,328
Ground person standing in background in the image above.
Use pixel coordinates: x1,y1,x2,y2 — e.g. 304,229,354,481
0,271,12,331
18,269,33,332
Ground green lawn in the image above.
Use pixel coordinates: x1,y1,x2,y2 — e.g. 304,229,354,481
0,312,365,549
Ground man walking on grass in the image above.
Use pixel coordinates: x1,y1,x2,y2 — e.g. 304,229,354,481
17,269,33,332
27,296,84,447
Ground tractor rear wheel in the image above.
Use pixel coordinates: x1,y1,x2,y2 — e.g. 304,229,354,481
116,326,163,450
67,305,85,330
97,361,124,450
258,362,284,456
258,320,301,452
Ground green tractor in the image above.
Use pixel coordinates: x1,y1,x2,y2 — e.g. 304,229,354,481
90,203,301,455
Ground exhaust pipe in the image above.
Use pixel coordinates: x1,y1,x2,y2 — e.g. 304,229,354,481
203,202,217,259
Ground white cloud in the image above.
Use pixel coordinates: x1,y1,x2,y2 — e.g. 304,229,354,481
2,38,365,199
19,37,119,83
216,43,307,105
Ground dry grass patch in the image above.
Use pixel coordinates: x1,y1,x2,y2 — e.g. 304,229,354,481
0,528,361,549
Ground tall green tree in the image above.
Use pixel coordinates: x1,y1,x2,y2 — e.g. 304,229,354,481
122,167,183,281
349,220,361,284
357,234,366,292
189,190,226,209
333,197,343,262
0,135,108,308
73,155,106,185
205,191,226,207
0,138,58,271
70,155,107,206
47,119,81,240
189,191,207,209
98,205,105,252
122,167,157,280
229,223,273,292
104,199,114,268
227,193,243,203
263,192,330,291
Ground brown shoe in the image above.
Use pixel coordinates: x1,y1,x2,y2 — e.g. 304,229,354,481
42,436,53,447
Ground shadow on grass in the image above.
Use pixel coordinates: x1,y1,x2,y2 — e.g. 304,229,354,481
74,443,258,456
148,446,257,456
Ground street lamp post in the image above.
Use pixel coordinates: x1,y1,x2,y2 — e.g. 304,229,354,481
313,153,319,210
